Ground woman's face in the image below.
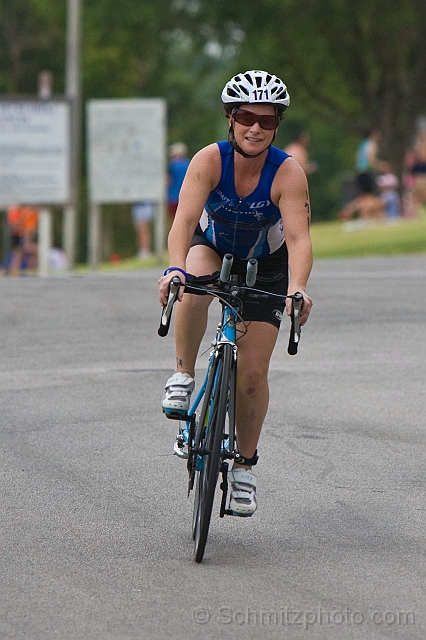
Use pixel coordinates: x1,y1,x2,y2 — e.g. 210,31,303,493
231,103,277,156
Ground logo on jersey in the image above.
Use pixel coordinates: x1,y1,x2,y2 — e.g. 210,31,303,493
273,309,283,322
250,200,270,209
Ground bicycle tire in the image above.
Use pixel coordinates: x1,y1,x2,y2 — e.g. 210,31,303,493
191,355,218,540
193,342,233,562
192,351,225,552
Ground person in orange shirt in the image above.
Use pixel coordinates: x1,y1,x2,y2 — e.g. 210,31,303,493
6,205,39,274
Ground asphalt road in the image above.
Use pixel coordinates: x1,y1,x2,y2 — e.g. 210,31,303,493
1,255,425,640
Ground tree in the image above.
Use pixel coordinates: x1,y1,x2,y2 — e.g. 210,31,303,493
0,0,65,93
195,0,426,176
2,0,425,254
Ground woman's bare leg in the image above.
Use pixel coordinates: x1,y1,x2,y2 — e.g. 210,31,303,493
233,321,279,467
173,245,222,377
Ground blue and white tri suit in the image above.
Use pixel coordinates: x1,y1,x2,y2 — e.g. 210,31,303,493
199,140,290,260
192,140,291,328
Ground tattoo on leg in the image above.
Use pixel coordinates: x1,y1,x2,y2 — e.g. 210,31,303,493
176,358,184,369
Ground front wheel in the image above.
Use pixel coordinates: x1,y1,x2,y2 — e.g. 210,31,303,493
193,343,233,562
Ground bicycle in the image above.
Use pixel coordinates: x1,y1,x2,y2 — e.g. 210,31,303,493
158,253,303,562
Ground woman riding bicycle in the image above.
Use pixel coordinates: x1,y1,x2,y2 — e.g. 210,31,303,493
159,70,313,516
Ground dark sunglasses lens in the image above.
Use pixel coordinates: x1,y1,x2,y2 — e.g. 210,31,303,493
234,110,278,130
234,110,256,126
258,116,279,129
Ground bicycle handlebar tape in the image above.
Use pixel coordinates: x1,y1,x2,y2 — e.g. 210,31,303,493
220,253,234,283
158,277,181,337
287,292,304,355
245,258,258,287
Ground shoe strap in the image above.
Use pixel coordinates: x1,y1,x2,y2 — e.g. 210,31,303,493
231,489,256,500
165,373,194,390
230,469,257,489
166,389,190,398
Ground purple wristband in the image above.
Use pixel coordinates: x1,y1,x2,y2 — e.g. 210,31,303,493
163,267,187,281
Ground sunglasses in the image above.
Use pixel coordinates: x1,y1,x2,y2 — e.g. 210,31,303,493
232,108,280,130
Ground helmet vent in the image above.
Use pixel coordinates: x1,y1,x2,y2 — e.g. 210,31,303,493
221,70,290,109
227,88,239,98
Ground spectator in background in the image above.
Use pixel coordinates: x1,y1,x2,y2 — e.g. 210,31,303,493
131,201,154,260
410,130,426,215
403,130,426,218
284,131,318,175
168,142,190,227
356,128,392,178
376,173,400,220
338,172,386,224
6,205,39,274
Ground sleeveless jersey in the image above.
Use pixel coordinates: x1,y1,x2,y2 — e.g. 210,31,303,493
199,140,290,259
356,139,372,171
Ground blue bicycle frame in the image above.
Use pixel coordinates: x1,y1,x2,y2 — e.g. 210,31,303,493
188,305,235,419
180,303,237,462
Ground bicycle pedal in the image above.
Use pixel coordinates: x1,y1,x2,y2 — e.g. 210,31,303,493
173,438,188,459
163,408,189,420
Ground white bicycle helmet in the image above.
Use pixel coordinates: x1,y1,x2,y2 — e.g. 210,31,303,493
221,70,290,158
221,70,290,112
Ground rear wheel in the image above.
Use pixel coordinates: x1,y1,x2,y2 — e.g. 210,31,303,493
193,343,232,562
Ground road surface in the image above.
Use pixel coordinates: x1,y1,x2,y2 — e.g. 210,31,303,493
1,255,425,639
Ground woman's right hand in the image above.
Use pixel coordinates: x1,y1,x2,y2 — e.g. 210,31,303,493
158,270,185,305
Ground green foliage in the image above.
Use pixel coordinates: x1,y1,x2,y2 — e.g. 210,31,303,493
0,0,65,93
1,0,426,259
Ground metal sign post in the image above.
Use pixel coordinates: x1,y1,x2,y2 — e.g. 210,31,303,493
64,0,82,269
38,208,52,277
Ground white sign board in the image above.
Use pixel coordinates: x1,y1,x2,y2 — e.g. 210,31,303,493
87,98,166,203
0,100,71,206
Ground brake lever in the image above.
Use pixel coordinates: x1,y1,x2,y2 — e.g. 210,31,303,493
287,292,303,355
158,277,182,337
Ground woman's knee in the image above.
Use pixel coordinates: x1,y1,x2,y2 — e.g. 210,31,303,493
178,292,212,315
237,366,268,397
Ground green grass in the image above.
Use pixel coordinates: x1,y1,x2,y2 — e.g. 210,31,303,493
75,254,163,273
311,212,426,259
75,211,426,274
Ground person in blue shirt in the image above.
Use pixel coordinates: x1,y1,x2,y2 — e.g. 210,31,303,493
158,70,313,516
356,128,391,177
168,142,190,226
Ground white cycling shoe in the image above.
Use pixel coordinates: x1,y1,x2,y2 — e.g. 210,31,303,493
162,372,195,418
229,468,258,517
